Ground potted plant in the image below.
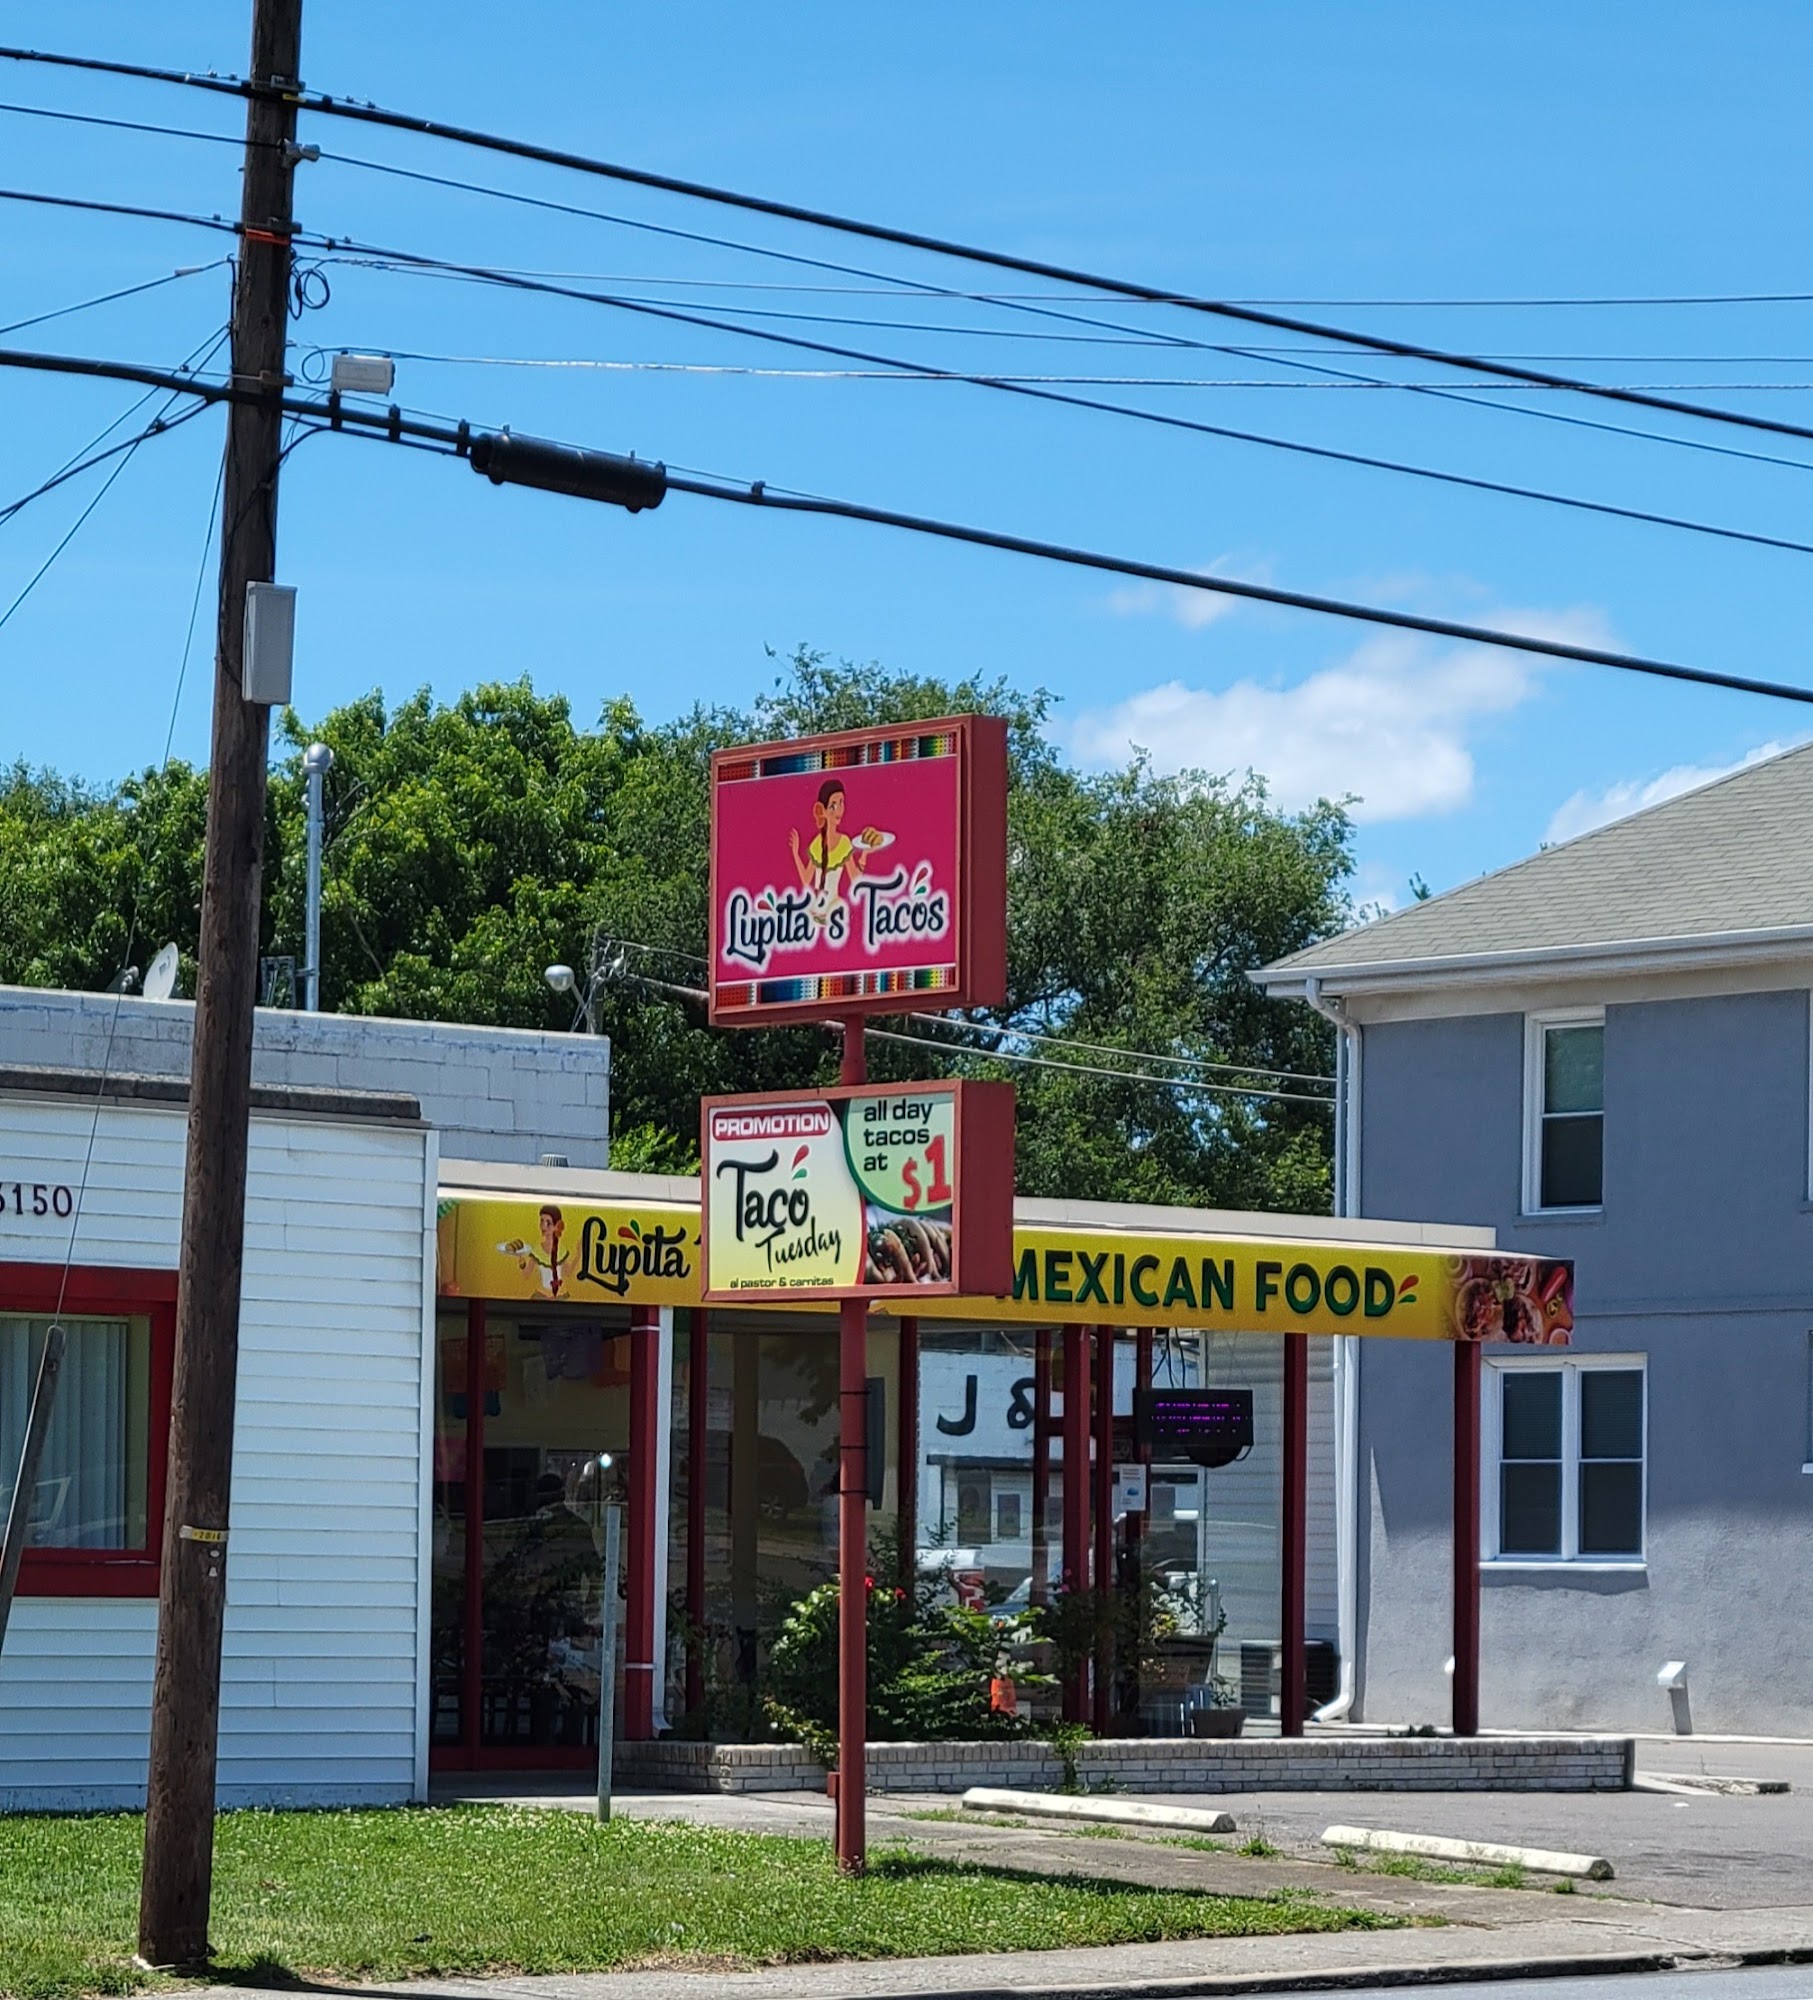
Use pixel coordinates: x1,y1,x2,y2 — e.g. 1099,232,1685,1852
1186,1675,1246,1738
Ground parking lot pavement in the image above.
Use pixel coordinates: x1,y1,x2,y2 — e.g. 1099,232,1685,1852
1138,1739,1813,1911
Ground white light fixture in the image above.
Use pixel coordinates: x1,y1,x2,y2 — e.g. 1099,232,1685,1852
545,963,576,995
329,352,396,396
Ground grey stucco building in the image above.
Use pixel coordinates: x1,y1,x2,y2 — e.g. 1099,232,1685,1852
1257,744,1813,1737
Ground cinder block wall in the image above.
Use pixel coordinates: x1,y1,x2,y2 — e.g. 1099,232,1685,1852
613,1735,1633,1795
0,984,610,1167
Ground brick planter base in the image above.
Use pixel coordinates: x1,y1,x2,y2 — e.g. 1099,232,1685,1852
611,1734,1633,1796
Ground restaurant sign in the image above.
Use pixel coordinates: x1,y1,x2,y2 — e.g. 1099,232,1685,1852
436,1195,699,1307
701,1079,1014,1302
896,1231,1575,1343
708,715,1008,1026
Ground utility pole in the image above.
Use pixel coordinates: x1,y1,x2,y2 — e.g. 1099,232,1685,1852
139,0,303,1966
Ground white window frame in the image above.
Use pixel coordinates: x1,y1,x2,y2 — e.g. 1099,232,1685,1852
1482,1353,1646,1570
1522,1007,1605,1215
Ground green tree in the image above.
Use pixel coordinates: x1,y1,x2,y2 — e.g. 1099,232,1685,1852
0,650,1353,1211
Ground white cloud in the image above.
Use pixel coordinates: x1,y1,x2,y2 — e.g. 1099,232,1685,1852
1067,602,1612,825
1544,741,1793,846
1103,553,1272,632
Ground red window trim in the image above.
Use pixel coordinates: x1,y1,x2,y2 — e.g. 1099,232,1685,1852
2,1261,177,1597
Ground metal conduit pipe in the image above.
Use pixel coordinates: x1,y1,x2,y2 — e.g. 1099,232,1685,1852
1303,975,1361,1724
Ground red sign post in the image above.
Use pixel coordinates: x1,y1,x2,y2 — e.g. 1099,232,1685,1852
705,716,1012,1872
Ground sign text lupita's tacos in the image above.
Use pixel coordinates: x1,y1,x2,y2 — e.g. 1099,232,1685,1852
708,717,1007,1026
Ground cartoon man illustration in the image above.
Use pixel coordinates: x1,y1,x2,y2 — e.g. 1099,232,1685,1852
788,777,886,925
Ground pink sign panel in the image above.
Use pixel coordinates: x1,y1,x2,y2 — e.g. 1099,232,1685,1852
709,717,1006,1026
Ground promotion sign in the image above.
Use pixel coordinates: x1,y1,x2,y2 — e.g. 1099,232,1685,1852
700,1079,1014,1302
708,715,1008,1026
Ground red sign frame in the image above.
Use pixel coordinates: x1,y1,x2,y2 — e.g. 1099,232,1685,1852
700,1078,1014,1303
708,714,1008,1027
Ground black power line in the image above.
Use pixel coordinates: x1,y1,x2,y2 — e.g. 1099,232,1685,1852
9,177,1808,562
8,339,1813,707
12,42,1813,452
322,241,1813,564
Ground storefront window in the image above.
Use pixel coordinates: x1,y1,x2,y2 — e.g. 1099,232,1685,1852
0,1278,170,1596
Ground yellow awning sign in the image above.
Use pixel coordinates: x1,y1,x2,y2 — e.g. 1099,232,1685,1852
437,1196,1572,1343
895,1230,1572,1343
437,1196,700,1308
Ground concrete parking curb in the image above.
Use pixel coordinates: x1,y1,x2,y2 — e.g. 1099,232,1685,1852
961,1789,1237,1834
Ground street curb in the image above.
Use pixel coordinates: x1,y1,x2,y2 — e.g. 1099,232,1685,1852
769,1944,1813,2000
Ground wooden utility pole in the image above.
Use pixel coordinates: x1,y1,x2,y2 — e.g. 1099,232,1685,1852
139,0,303,1966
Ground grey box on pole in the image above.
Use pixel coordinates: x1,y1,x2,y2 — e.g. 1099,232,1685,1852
243,582,297,705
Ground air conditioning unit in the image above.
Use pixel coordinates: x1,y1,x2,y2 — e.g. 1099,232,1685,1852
1239,1640,1339,1718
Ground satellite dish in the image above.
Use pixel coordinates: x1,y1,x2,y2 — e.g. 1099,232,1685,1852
143,943,181,1004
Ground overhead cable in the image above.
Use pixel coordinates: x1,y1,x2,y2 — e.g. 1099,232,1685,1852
10,43,1813,449
319,242,1813,562
8,339,1813,708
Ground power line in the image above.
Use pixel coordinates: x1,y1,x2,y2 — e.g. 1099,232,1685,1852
321,242,1813,564
0,324,231,525
6,176,1812,504
12,44,1813,452
0,391,210,637
0,260,228,340
602,937,1337,1085
10,339,1813,709
331,347,1813,394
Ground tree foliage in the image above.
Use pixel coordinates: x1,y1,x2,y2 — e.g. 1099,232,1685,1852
0,651,1354,1210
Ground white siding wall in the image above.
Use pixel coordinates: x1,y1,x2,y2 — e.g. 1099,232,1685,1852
0,1093,432,1809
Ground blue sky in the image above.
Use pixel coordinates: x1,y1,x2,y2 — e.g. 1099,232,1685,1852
5,1,1813,912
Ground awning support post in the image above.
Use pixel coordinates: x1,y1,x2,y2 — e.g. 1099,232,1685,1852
897,1318,919,1591
1281,1332,1308,1738
626,1304,661,1741
1453,1340,1482,1737
685,1307,708,1721
1031,1329,1052,1609
1092,1325,1114,1736
1060,1324,1089,1722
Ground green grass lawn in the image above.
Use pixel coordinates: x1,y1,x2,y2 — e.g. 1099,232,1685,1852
1,1805,1394,1999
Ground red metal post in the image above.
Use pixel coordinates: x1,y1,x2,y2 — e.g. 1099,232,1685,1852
1280,1333,1309,1738
1092,1326,1114,1735
462,1298,485,1760
897,1318,919,1591
626,1304,661,1741
1453,1340,1482,1738
1131,1327,1154,1559
836,1016,869,1873
1060,1324,1089,1722
685,1307,708,1721
1030,1330,1052,1609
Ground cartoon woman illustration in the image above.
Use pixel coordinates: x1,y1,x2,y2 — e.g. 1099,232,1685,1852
789,778,887,923
499,1203,569,1298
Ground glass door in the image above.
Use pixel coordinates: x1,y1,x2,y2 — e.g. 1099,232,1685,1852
432,1300,631,1768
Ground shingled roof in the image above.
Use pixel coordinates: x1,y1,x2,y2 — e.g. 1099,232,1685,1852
1255,737,1813,993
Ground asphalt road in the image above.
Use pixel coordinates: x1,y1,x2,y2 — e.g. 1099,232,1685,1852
1354,1973,1813,2000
